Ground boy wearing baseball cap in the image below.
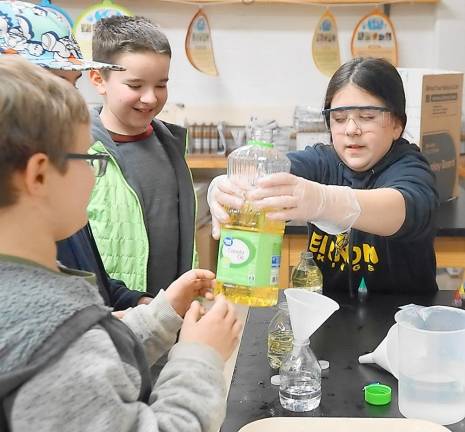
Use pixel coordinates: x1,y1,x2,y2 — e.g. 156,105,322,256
0,0,153,309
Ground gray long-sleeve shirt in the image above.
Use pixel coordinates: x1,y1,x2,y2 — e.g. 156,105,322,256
1,256,227,432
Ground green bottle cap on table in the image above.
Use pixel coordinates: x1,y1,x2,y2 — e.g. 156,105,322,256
363,383,392,406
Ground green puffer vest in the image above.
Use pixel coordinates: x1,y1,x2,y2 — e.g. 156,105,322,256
87,119,197,293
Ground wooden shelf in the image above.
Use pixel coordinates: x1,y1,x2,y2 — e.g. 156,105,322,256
187,155,227,169
277,0,440,3
162,0,438,4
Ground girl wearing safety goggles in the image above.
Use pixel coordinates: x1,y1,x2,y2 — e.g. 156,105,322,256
209,57,439,296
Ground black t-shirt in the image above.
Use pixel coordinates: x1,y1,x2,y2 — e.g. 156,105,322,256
288,139,439,295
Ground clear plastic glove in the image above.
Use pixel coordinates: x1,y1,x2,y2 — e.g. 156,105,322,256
247,172,361,235
207,175,249,239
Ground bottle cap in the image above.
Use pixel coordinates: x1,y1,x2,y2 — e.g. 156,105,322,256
363,383,392,405
270,374,281,386
248,139,273,148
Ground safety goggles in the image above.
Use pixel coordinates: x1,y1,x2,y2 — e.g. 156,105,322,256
322,106,391,134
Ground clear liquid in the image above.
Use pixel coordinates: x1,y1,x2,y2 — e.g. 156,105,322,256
292,268,323,294
267,330,294,369
215,203,285,307
279,381,321,412
399,372,465,425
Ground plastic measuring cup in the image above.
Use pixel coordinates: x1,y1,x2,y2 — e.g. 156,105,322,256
395,306,465,425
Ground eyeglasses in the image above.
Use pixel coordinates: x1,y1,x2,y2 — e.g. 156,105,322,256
66,153,109,177
322,105,391,134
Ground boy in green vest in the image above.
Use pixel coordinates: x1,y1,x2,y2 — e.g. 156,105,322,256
88,16,196,296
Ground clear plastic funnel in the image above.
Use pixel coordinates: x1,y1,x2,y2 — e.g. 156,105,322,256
358,324,399,378
284,289,339,341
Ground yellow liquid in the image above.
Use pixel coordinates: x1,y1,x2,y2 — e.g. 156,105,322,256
292,269,323,294
215,203,285,307
267,330,294,369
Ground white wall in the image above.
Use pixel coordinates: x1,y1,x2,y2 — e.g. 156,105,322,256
57,0,465,125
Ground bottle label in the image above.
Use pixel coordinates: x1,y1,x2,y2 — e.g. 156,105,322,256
216,228,282,287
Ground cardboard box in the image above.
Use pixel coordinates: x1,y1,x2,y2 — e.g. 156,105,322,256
398,68,463,202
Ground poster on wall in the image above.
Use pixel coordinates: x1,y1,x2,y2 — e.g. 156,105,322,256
38,0,74,31
185,9,218,76
351,9,398,66
312,10,341,77
73,0,133,60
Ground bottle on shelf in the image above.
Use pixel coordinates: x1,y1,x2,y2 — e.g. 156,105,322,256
189,123,202,154
208,122,219,153
291,251,323,294
215,127,291,307
267,301,293,369
199,122,207,153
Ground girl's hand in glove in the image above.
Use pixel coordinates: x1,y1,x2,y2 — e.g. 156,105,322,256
207,175,250,239
246,173,324,222
247,172,361,235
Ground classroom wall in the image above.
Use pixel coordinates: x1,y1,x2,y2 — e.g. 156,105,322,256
57,0,465,125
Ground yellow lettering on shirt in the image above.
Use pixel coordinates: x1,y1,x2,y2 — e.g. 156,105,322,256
309,231,379,274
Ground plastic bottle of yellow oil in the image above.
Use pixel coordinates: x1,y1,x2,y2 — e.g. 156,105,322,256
291,251,323,294
215,128,291,307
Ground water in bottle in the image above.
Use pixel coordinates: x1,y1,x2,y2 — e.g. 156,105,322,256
279,338,322,412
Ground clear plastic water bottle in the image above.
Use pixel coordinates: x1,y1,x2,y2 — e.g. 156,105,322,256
291,251,323,294
215,127,291,307
279,338,322,412
267,301,293,369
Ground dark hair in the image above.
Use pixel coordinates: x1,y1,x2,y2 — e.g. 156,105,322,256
92,15,171,75
324,57,407,133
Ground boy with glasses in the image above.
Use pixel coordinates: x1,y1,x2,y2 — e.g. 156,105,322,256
0,55,241,432
66,153,110,178
0,0,153,309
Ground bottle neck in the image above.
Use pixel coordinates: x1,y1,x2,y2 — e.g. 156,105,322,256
292,338,309,347
248,139,273,148
300,251,315,264
249,128,273,146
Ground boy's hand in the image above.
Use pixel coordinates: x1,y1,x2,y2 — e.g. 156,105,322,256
165,269,215,317
112,308,132,320
137,296,153,305
179,296,242,362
